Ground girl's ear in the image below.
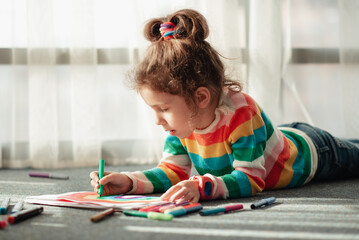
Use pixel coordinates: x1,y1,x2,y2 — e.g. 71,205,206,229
195,87,211,108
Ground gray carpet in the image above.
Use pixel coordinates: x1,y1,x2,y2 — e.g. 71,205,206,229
1,164,359,240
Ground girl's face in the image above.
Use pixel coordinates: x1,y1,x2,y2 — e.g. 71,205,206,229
139,86,196,139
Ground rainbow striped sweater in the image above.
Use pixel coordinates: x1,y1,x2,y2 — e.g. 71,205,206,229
124,90,317,199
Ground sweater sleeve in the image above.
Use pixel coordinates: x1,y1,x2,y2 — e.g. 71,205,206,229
123,135,192,194
192,102,270,200
222,108,268,198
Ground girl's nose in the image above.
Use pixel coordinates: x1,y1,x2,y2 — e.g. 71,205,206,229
155,114,166,126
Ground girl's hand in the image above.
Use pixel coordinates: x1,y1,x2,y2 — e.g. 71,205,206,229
89,171,133,196
160,180,200,203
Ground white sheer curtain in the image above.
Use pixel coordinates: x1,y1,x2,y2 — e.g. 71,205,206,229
0,0,246,168
246,0,291,126
1,0,359,168
339,0,359,138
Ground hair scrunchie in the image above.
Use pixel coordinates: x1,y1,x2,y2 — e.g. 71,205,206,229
160,22,179,40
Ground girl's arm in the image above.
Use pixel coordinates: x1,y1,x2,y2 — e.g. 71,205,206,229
188,135,268,200
122,135,192,195
189,104,271,200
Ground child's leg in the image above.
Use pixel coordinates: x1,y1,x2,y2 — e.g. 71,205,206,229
281,122,359,181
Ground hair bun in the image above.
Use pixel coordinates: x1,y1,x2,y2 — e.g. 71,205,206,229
169,9,209,41
143,9,209,42
144,19,163,42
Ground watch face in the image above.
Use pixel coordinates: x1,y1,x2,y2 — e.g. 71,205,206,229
204,181,213,196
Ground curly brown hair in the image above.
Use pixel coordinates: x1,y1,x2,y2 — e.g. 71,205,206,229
132,9,242,111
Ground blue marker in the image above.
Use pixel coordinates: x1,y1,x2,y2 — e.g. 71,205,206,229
199,203,243,216
250,197,276,209
0,197,10,214
165,203,202,217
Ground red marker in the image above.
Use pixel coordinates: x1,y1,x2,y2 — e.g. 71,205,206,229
159,201,190,213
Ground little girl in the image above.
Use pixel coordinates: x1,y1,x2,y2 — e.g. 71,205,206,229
90,9,359,203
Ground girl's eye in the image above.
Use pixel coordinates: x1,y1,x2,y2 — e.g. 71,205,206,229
160,108,168,112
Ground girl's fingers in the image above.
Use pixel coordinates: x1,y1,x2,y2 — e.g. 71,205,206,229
90,171,111,183
99,173,115,185
160,187,173,200
175,196,189,204
161,186,180,201
190,195,200,203
169,188,187,202
90,180,97,188
89,171,99,182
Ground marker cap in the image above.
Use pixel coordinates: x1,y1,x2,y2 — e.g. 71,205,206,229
7,216,15,224
147,212,173,221
0,197,10,214
0,208,7,215
224,204,243,212
0,220,7,229
123,210,173,221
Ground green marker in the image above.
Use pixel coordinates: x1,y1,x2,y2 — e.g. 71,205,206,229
98,159,105,196
123,210,173,221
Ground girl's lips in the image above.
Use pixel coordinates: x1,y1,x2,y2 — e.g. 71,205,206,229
169,130,176,135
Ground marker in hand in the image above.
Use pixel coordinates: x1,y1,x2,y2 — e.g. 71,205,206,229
98,159,105,196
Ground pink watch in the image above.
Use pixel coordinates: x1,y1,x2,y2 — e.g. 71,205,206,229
189,175,214,200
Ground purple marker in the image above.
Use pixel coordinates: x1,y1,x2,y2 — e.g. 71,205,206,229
139,202,172,212
29,172,69,180
115,195,148,199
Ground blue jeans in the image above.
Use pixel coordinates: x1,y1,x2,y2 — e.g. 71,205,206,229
279,122,359,181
